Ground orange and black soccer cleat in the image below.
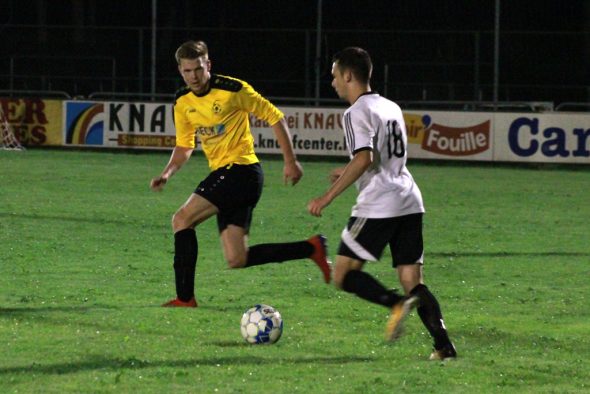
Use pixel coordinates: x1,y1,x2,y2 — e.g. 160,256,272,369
385,295,418,342
429,343,457,361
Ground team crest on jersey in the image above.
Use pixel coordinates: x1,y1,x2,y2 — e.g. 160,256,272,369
212,101,222,114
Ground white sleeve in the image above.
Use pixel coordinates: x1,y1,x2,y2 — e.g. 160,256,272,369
343,109,374,154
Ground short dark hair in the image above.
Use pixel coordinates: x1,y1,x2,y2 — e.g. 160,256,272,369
175,40,209,64
332,47,373,84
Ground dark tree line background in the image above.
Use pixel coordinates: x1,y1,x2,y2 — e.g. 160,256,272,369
2,0,589,104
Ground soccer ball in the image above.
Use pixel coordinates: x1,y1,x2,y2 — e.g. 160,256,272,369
240,304,283,344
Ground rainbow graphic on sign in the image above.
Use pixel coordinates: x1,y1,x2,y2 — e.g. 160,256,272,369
65,102,104,145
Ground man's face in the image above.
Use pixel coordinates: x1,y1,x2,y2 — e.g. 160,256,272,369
331,62,348,101
178,56,211,94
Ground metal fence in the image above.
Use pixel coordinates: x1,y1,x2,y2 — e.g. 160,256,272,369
1,24,589,106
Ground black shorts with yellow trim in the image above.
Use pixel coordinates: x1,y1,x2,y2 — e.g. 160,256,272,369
337,213,424,267
194,163,263,233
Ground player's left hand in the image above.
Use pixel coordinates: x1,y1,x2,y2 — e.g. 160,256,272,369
284,160,303,185
307,195,330,217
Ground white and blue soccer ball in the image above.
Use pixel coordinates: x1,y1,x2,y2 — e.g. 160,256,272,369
240,304,283,344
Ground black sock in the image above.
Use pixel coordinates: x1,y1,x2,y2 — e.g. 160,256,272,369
173,228,198,302
245,240,314,267
341,270,403,307
410,284,452,349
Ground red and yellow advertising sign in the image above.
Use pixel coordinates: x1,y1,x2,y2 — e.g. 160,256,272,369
404,111,493,161
0,98,63,146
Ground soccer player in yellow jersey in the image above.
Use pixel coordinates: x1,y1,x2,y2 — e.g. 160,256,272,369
150,40,331,307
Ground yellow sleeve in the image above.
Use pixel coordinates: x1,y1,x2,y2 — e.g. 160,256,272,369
174,101,196,148
234,81,284,125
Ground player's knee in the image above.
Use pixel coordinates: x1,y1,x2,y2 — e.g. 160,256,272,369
398,274,422,295
226,255,247,269
397,263,423,295
333,264,353,290
171,211,181,229
172,209,189,231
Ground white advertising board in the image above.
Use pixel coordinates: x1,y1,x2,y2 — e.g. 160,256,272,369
493,113,590,163
61,100,590,164
250,107,347,156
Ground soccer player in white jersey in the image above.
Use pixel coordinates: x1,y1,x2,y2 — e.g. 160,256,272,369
308,47,456,360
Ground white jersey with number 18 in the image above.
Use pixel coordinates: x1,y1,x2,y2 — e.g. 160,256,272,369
342,92,425,218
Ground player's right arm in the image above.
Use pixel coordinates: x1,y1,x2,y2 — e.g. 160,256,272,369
150,146,193,191
307,149,372,216
151,96,196,191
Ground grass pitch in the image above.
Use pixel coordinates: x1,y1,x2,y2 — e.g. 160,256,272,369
1,149,589,393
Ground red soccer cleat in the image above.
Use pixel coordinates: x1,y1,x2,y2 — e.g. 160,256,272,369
161,297,198,308
308,234,332,284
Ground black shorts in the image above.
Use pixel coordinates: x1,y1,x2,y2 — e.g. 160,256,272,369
337,213,424,267
194,163,264,233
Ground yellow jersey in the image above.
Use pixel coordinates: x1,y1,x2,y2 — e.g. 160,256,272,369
173,74,284,170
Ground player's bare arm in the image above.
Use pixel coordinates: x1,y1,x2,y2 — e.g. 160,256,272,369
150,146,194,191
307,149,372,217
271,118,303,185
328,166,346,184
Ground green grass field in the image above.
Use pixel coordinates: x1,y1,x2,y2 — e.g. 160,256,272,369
1,149,589,393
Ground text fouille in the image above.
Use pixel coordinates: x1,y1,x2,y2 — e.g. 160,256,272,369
422,121,491,156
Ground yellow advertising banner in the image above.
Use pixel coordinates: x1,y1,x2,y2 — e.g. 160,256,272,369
0,98,63,146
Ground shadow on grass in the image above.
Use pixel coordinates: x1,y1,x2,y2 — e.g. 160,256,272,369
0,305,118,315
0,212,149,226
0,354,374,376
210,340,248,348
0,304,235,317
430,251,590,258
